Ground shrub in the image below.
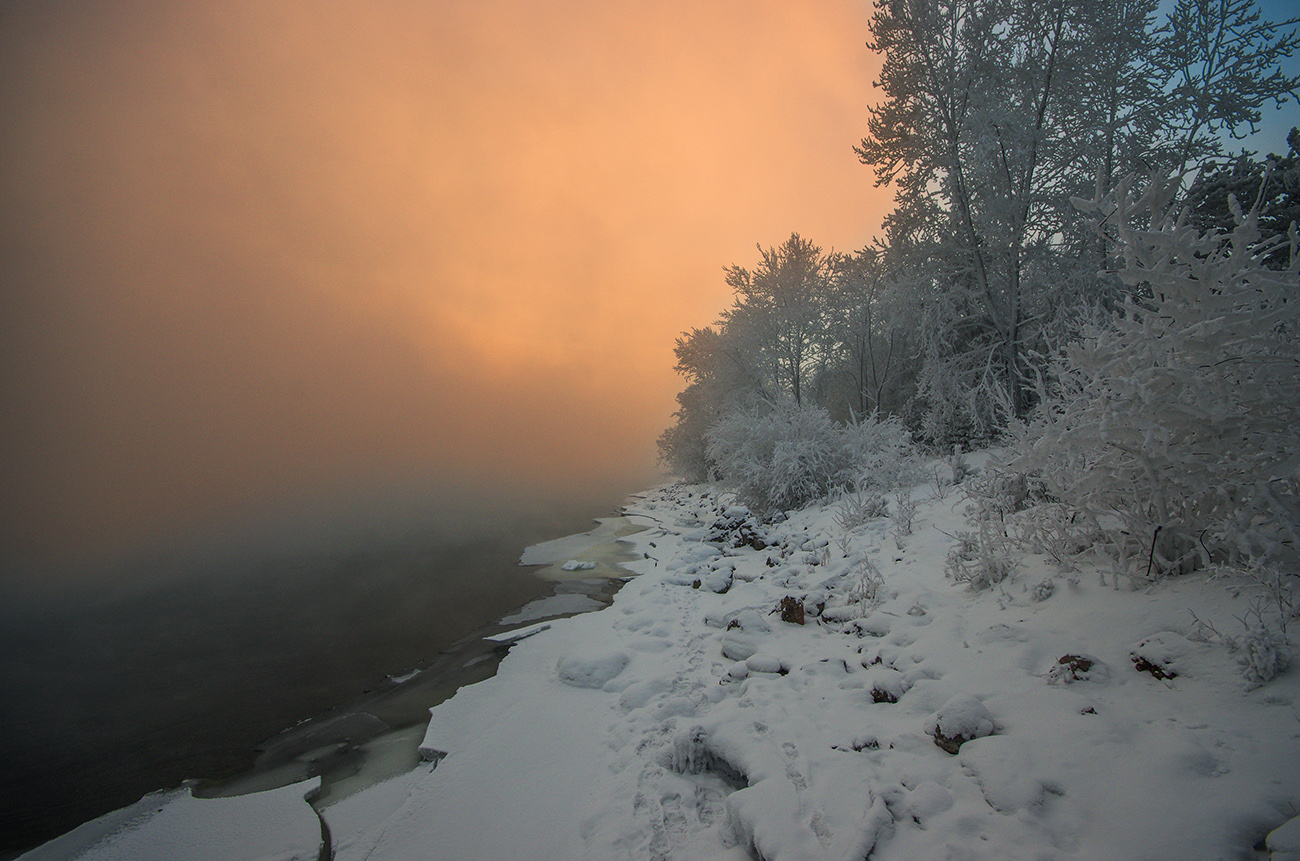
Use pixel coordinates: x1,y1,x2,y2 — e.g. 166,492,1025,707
944,519,1017,590
834,490,889,531
1018,173,1300,578
705,401,915,514
1237,624,1290,688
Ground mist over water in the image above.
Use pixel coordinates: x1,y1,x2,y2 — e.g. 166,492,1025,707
0,491,629,853
0,0,883,585
0,0,885,852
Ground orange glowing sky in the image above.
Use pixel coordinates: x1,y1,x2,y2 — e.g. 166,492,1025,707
0,0,891,574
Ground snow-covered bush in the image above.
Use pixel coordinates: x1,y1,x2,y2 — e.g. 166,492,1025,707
705,401,915,515
841,414,920,492
834,489,888,531
892,488,918,538
944,520,1017,590
945,456,1068,585
847,555,885,613
1187,561,1295,687
947,448,975,485
1018,173,1300,578
705,400,844,513
1237,623,1290,688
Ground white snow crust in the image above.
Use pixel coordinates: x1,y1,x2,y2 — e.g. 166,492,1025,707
17,778,322,861
324,475,1300,860
519,517,635,566
24,469,1300,860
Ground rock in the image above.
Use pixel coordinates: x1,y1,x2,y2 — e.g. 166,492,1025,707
745,654,786,675
1130,632,1192,680
932,694,995,754
820,605,861,624
721,634,759,662
702,569,733,593
1266,813,1300,861
777,595,805,625
1046,653,1109,684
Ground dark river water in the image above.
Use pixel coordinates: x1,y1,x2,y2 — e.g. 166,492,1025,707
0,501,622,856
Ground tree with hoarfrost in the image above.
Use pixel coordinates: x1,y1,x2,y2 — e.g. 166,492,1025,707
658,236,835,479
658,325,766,481
858,0,1096,433
820,246,918,421
855,0,1299,445
1018,172,1300,578
720,234,834,407
1158,0,1300,170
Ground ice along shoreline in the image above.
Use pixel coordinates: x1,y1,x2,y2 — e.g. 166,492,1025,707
189,512,649,810
9,505,650,861
21,474,1300,861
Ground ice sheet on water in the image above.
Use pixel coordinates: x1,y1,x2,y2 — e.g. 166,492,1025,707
497,593,602,625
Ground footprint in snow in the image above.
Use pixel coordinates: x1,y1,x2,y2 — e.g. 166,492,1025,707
695,784,726,826
661,792,688,840
781,741,809,792
810,810,834,848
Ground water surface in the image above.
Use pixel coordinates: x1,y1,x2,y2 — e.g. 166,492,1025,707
0,502,622,855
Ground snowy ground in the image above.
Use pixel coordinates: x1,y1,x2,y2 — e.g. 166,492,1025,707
20,458,1300,860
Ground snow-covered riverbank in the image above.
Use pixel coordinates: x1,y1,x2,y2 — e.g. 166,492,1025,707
20,461,1300,860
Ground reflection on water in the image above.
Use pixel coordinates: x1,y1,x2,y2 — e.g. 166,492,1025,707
0,506,622,855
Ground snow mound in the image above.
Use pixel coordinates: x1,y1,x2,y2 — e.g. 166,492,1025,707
556,648,629,688
1130,631,1194,679
931,694,995,753
1268,815,1300,861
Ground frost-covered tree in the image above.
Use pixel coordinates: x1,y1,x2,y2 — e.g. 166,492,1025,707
821,246,918,421
658,325,767,481
1074,0,1170,199
1018,173,1300,578
1156,0,1300,170
1186,128,1300,267
858,0,1101,435
854,0,1299,445
720,234,834,407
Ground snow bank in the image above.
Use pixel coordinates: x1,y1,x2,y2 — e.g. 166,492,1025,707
323,474,1300,859
26,466,1300,860
18,778,322,861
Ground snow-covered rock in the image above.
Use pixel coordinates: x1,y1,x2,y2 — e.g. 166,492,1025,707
1268,814,1300,861
930,694,995,753
555,648,629,688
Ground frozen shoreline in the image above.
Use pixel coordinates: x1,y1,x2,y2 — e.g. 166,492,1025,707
11,513,645,861
17,477,1300,860
189,515,648,807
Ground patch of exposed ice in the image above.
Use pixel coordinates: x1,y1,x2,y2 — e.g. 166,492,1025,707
497,593,602,625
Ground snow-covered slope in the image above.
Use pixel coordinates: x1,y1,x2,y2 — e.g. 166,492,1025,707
23,465,1300,860
324,470,1300,860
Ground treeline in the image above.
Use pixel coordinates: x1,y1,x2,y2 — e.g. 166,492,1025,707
659,0,1300,481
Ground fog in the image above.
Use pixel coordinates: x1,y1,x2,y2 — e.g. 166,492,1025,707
1,0,889,583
